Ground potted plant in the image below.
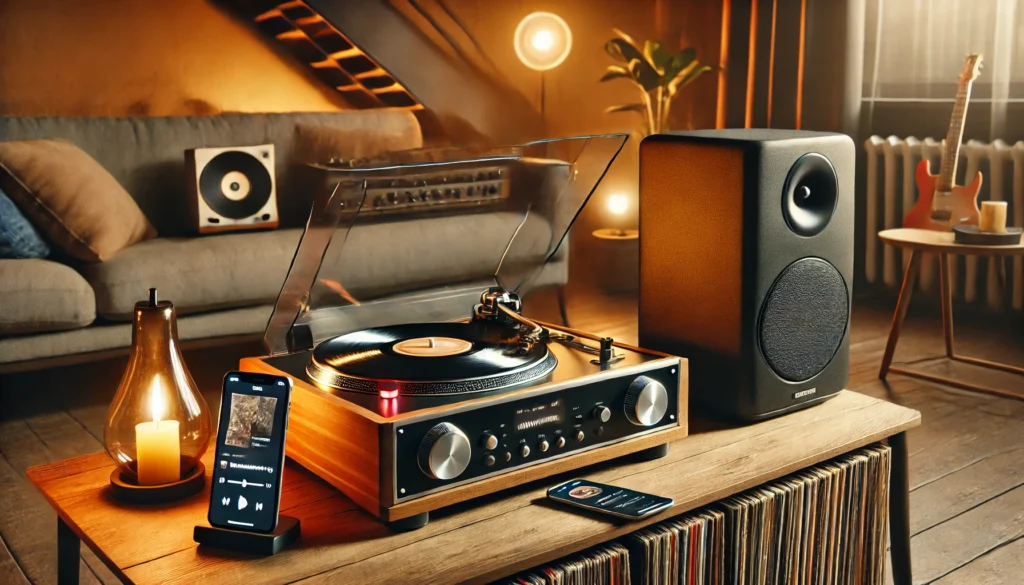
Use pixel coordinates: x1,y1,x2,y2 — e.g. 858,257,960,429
600,29,713,136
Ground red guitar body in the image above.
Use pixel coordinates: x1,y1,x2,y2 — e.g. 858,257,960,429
903,159,982,231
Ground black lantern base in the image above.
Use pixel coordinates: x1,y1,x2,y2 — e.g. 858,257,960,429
194,516,301,556
110,461,206,504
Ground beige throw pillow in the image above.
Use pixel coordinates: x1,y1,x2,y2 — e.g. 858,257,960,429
0,139,156,262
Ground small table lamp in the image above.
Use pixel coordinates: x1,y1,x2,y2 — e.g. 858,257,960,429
104,288,211,503
514,11,572,118
593,194,639,293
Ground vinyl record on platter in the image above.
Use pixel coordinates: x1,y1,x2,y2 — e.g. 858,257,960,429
307,322,557,396
198,151,273,219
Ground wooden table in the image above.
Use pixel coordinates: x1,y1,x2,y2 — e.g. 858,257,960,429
29,391,919,585
878,228,1024,400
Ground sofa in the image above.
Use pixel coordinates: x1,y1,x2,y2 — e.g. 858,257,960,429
0,111,572,372
0,111,429,371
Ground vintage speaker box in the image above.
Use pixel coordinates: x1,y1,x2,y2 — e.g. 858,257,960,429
186,144,278,233
638,129,854,421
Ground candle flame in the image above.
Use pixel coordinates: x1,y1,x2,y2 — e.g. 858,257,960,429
150,378,165,423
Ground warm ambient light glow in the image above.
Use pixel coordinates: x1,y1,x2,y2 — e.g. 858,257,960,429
531,29,555,51
514,12,572,71
608,194,629,215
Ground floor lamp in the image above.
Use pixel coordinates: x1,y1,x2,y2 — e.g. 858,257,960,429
514,12,572,122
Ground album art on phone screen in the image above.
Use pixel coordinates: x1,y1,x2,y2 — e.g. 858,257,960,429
224,393,278,449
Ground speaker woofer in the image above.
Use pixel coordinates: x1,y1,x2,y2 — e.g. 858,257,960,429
782,153,838,237
758,257,849,383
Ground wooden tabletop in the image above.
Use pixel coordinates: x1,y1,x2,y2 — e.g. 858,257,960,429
27,390,919,585
879,228,1024,256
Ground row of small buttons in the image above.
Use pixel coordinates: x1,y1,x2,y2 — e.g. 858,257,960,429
480,429,586,467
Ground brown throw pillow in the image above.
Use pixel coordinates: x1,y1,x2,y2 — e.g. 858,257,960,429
0,139,156,262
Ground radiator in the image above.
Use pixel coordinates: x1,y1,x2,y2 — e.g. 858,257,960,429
864,136,1024,311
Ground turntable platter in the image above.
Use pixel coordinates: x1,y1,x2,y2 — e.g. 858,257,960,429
307,322,557,396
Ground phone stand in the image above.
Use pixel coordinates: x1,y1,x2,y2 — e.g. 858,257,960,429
193,515,300,556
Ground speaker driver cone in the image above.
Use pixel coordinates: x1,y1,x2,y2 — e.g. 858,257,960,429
782,153,838,237
199,151,272,219
758,257,848,382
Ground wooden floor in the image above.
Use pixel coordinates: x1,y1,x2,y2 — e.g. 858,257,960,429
1,288,1023,584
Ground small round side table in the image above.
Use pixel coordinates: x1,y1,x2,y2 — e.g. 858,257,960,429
877,228,1024,400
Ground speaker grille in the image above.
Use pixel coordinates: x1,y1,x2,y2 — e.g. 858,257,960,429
758,258,848,382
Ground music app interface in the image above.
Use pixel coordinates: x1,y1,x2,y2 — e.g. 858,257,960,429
209,375,290,533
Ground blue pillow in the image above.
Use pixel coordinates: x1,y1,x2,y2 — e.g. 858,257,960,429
0,186,50,258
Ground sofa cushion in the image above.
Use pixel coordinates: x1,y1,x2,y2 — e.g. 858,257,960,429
294,124,417,164
0,112,423,235
0,259,95,335
83,229,302,321
0,139,156,261
0,186,49,258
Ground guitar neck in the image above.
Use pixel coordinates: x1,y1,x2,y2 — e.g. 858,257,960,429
937,81,973,192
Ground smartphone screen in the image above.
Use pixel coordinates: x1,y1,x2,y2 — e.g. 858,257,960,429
547,479,674,520
208,371,292,533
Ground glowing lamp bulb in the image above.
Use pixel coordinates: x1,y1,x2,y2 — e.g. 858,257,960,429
608,194,629,216
531,29,555,51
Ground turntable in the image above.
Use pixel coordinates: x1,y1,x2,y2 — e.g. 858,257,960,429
240,135,688,529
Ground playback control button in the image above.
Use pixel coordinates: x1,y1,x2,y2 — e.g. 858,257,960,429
538,439,550,453
520,443,531,458
556,436,566,449
574,429,585,443
484,454,496,467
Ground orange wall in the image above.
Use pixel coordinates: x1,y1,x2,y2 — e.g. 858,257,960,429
0,0,348,116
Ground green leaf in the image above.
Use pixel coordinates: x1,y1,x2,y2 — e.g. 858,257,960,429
628,58,661,92
668,63,713,95
605,37,644,64
661,48,696,83
612,28,638,47
599,65,632,83
605,103,647,114
643,40,671,72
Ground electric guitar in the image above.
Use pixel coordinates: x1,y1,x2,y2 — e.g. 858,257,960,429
903,54,984,231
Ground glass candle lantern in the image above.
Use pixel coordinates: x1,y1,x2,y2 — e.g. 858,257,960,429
104,289,211,485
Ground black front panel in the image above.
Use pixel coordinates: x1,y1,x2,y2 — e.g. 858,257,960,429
393,363,680,501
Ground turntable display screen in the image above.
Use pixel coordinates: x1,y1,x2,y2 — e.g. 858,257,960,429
514,399,565,431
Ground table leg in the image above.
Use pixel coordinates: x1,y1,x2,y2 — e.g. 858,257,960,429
889,432,913,585
939,253,955,358
880,251,922,379
57,516,80,585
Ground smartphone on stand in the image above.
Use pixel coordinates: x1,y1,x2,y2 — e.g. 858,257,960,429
208,371,292,533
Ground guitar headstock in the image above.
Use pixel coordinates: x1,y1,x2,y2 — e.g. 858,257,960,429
960,54,983,84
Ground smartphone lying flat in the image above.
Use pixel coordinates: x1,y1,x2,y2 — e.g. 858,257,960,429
208,371,292,533
547,479,674,520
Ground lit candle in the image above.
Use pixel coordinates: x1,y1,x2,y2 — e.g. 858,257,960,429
135,380,180,485
980,201,1008,234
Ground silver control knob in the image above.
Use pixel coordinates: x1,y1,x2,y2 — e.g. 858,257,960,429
520,443,531,458
556,436,566,448
417,423,471,480
575,429,585,442
593,405,612,423
624,376,669,426
538,439,550,453
480,433,498,451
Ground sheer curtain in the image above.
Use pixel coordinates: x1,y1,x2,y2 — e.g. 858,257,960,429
863,0,1024,141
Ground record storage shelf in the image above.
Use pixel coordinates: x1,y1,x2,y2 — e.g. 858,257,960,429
27,390,918,585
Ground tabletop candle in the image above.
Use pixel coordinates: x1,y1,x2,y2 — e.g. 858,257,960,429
135,384,180,485
980,201,1008,233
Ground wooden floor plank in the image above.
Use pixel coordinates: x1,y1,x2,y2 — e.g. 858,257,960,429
0,452,99,585
0,534,30,585
0,413,118,585
909,484,1024,584
932,536,1024,585
910,447,1024,535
